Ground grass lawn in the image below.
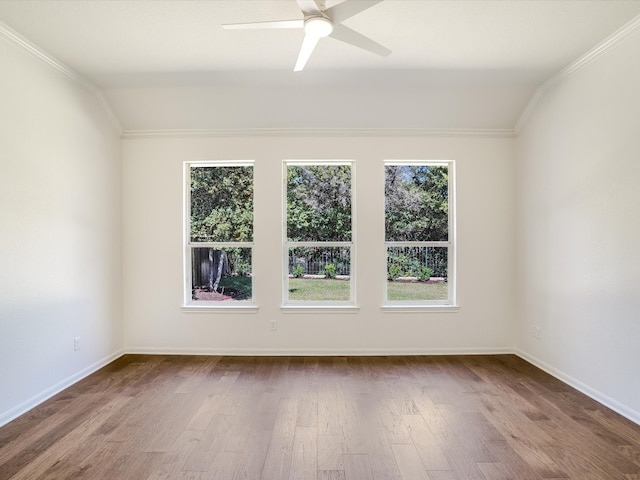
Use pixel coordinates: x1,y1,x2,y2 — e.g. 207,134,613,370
287,278,448,302
219,275,252,299
288,278,350,301
386,281,448,301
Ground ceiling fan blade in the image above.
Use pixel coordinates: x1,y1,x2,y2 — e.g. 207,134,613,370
296,0,323,15
222,19,304,30
294,33,321,71
329,24,391,57
325,0,384,23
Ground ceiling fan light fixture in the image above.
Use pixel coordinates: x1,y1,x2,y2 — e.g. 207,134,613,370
304,16,333,37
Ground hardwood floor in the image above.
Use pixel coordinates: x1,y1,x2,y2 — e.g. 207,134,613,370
1,355,639,479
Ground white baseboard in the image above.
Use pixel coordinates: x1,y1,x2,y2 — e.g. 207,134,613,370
124,346,513,356
0,349,125,428
515,349,640,426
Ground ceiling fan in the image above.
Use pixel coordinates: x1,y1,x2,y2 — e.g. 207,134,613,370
222,0,391,71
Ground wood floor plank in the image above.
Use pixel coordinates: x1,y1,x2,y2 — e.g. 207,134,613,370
182,413,249,471
476,462,515,480
412,394,492,479
428,471,460,480
215,378,256,416
145,430,203,478
174,356,221,394
257,389,282,413
260,397,298,480
207,451,240,480
343,454,375,480
1,354,639,480
84,450,167,479
6,395,131,480
340,394,373,455
401,414,450,471
296,391,318,428
378,397,413,445
317,470,346,480
185,393,225,431
620,445,640,466
483,440,545,480
289,427,318,480
142,393,202,453
318,434,344,470
392,443,432,480
477,360,640,478
0,412,73,465
318,391,345,436
364,424,404,480
232,410,277,480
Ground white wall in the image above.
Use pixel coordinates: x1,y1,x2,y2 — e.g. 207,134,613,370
123,134,515,354
0,38,123,425
515,30,640,422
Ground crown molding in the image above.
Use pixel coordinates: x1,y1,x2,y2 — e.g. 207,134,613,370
515,14,640,135
0,20,93,91
121,127,516,140
0,20,122,134
95,91,124,135
514,87,545,135
548,13,640,88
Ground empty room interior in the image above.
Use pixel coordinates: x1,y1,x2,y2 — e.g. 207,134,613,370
1,1,640,479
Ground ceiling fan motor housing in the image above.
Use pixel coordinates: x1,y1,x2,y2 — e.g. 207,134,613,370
304,16,333,37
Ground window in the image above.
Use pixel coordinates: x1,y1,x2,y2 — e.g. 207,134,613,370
184,161,254,308
283,161,355,307
384,161,455,306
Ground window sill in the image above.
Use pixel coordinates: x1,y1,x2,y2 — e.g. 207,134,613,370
181,304,259,313
381,304,459,313
280,305,360,314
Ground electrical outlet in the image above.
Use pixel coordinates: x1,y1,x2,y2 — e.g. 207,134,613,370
74,337,80,351
270,321,277,331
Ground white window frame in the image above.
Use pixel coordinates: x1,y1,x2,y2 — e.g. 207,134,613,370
183,160,257,312
282,160,357,311
383,160,457,311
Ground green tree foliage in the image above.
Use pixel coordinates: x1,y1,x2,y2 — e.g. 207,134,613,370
190,166,253,242
385,165,448,241
287,165,351,242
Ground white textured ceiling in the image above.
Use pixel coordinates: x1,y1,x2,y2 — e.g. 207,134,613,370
1,0,639,130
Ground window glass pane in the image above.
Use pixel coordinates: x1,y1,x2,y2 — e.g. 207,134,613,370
386,246,448,301
191,247,252,301
190,166,253,242
288,247,350,301
385,165,448,242
287,165,351,242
